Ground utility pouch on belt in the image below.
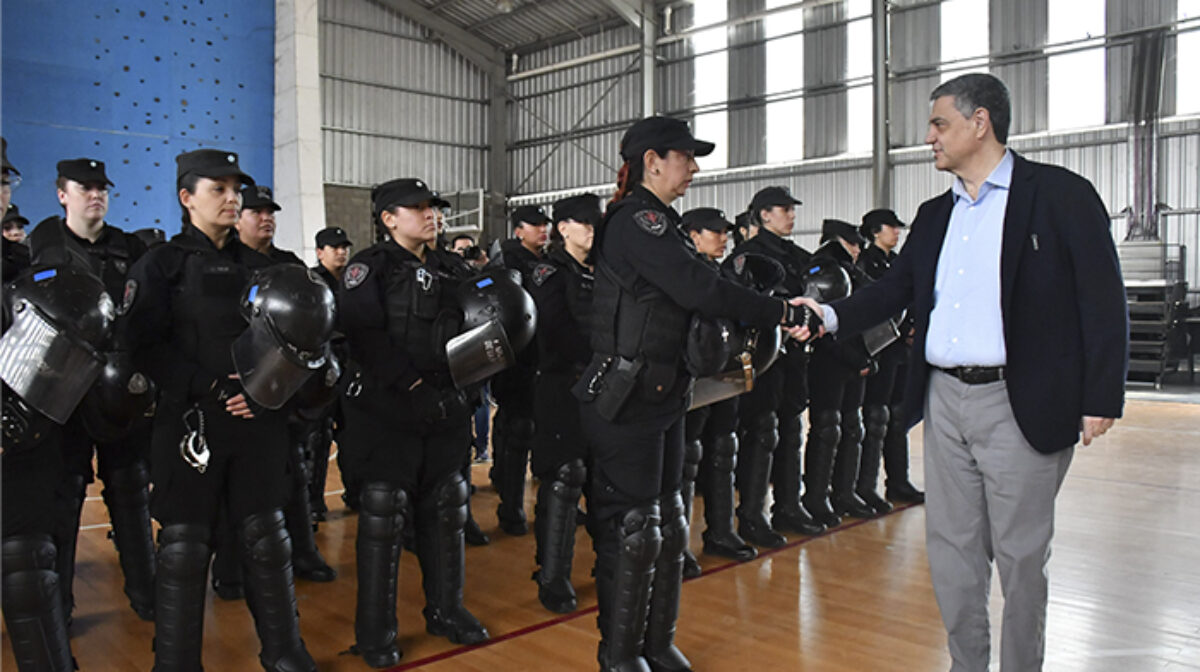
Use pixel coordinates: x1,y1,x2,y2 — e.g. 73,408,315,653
573,355,644,422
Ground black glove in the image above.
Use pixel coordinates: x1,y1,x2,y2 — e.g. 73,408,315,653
214,378,267,417
781,301,823,338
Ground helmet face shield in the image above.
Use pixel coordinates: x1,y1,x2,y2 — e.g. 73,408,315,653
231,266,336,410
0,299,105,423
446,319,516,390
231,315,327,410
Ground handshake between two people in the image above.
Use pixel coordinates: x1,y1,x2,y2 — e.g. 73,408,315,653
780,296,827,343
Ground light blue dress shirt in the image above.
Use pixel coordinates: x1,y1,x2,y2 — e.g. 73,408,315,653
821,150,1013,370
924,150,1013,367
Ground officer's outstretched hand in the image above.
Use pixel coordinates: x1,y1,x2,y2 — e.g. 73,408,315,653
219,374,261,419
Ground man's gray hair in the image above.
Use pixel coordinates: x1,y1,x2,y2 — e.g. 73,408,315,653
931,73,1012,144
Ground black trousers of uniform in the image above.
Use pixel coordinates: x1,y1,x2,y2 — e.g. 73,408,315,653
580,402,685,525
3,434,64,539
150,398,290,527
531,372,588,481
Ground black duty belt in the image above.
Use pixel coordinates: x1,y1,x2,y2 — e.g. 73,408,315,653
934,365,1006,385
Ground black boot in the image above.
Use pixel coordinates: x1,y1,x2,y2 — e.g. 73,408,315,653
153,524,211,672
210,509,244,601
644,492,692,672
770,411,825,536
285,444,336,583
884,402,925,503
735,413,786,548
701,433,756,562
680,440,702,579
857,405,893,514
240,511,317,672
417,472,489,645
534,459,586,613
2,535,76,671
493,410,531,535
831,407,876,519
594,504,660,672
354,483,407,668
102,461,158,620
53,472,87,621
801,409,842,528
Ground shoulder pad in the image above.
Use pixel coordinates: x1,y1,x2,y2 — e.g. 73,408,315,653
531,262,558,287
632,209,669,236
343,261,371,289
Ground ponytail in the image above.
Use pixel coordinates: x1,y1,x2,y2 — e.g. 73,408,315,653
612,161,634,204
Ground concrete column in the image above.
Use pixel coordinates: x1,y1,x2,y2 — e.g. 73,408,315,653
486,63,510,244
642,0,657,116
274,0,327,264
871,0,891,208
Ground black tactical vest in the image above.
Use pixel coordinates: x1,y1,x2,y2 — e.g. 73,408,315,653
382,247,465,373
169,233,264,376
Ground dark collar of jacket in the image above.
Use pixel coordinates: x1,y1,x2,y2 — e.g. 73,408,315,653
547,245,589,276
173,222,240,253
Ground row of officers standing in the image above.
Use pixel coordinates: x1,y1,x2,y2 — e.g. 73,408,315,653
0,114,920,672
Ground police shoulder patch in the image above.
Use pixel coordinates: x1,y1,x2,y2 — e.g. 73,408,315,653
633,209,668,236
118,279,138,315
532,263,557,287
344,262,370,289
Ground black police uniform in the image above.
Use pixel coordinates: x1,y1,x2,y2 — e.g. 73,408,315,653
338,186,488,666
856,239,923,505
486,222,545,535
308,260,344,517
28,174,158,623
578,182,787,671
802,225,879,526
527,229,595,614
728,221,824,544
1,267,82,671
2,203,31,283
124,149,315,672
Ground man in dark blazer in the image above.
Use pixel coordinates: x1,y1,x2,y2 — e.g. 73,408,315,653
800,73,1128,671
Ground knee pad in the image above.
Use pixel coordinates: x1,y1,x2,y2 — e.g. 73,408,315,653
812,409,841,444
239,510,290,566
863,405,890,434
657,492,687,558
2,535,57,575
682,440,702,482
708,433,738,472
887,404,907,433
616,503,663,569
430,471,469,528
743,413,778,453
157,524,211,576
554,459,588,490
104,460,150,497
359,482,410,541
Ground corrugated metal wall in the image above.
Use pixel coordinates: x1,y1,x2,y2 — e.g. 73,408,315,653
319,0,489,191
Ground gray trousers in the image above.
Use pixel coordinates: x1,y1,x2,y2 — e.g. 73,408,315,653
924,370,1073,672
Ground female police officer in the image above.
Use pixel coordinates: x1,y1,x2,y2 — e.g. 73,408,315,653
527,193,600,614
337,178,488,668
123,149,316,671
577,117,806,672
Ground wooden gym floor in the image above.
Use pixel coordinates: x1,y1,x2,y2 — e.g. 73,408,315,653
3,398,1199,671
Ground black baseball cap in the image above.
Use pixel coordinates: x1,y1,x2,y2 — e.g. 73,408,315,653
3,203,28,228
176,149,254,186
552,194,602,225
619,116,715,161
372,178,438,215
2,138,18,176
681,207,734,233
430,191,451,210
511,204,550,228
821,218,867,246
241,184,281,212
861,208,906,231
749,186,802,215
315,226,352,248
57,158,114,187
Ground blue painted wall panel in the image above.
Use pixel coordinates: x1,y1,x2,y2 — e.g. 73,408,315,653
2,0,274,232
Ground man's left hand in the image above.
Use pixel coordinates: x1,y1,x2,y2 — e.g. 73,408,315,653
1081,416,1115,446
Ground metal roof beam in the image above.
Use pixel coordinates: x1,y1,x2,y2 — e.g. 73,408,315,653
369,0,504,71
602,0,645,28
